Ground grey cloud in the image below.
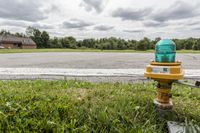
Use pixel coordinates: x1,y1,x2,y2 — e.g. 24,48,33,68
80,0,108,13
44,5,60,14
143,20,168,27
153,1,200,22
31,23,54,29
94,25,114,31
112,8,152,21
123,29,144,33
0,20,54,30
186,21,200,26
48,31,66,36
0,0,47,22
0,20,29,28
191,27,200,31
62,19,93,29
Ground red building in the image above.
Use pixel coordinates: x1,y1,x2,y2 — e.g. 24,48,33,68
0,35,37,49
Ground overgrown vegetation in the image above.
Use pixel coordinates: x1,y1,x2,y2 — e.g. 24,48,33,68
1,28,200,50
0,80,199,132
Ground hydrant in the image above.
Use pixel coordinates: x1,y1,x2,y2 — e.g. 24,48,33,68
144,39,184,110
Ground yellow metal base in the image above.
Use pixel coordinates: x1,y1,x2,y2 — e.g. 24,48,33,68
144,61,184,110
156,87,171,103
144,61,184,81
154,82,173,110
154,99,173,110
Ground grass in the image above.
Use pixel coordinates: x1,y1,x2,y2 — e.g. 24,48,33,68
0,49,152,53
0,48,200,54
0,80,199,132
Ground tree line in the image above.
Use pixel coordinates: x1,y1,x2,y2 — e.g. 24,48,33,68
1,27,200,50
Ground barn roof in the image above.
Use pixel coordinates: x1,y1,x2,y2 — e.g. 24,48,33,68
0,35,36,45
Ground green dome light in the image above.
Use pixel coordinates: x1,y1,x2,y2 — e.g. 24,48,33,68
155,39,176,63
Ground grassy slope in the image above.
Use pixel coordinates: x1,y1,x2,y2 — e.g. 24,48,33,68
0,49,200,54
0,80,199,132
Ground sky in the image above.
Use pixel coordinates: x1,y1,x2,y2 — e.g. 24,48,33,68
0,0,200,40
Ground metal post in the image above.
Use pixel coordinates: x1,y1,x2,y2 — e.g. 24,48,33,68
154,82,173,110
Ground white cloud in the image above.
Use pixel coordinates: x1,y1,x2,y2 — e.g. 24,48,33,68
0,0,199,40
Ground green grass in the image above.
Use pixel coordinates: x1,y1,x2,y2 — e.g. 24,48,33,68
176,50,200,53
0,49,200,54
0,49,152,53
0,80,199,132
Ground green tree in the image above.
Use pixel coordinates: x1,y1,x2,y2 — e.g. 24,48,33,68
50,37,62,48
0,30,11,35
192,39,200,50
184,38,194,50
61,36,76,48
67,36,76,49
82,39,96,48
26,27,50,48
150,37,161,49
76,41,83,48
127,40,137,50
117,39,127,50
136,37,150,50
15,32,26,37
173,39,185,50
26,27,42,48
41,31,50,48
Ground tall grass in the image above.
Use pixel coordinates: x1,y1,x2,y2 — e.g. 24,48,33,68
0,80,199,132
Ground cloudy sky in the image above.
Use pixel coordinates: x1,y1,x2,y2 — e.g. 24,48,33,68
0,0,200,40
